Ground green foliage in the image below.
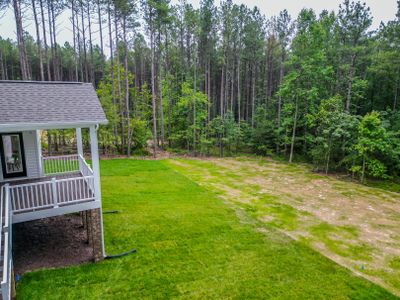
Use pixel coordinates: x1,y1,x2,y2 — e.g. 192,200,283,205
129,118,151,152
170,81,208,150
307,96,359,173
352,111,392,181
251,106,276,155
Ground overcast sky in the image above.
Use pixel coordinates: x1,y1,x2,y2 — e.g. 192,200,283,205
0,0,397,47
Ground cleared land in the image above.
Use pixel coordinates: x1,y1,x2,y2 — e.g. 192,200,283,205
166,157,400,296
16,159,398,299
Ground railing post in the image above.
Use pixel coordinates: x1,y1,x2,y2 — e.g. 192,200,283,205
4,184,9,232
51,178,59,208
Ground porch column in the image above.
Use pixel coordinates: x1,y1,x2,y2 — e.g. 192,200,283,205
36,130,43,176
76,128,83,156
76,128,84,172
89,125,105,259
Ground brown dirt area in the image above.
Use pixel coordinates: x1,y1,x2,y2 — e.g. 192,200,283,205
13,214,93,274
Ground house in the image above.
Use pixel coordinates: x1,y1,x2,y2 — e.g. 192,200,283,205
0,80,108,300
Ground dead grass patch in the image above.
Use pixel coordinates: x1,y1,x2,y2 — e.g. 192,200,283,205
168,157,400,296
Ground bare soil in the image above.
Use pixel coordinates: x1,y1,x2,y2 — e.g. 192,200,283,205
13,214,93,275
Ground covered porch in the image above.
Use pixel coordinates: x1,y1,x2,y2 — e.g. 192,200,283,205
0,126,103,224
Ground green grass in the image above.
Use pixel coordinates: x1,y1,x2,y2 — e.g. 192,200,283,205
16,159,397,299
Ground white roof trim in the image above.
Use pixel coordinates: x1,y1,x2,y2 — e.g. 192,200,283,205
0,120,108,132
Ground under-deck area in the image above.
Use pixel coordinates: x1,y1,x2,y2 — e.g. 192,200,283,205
13,214,93,274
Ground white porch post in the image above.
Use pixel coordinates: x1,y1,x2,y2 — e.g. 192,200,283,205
76,128,84,172
36,130,43,176
89,125,105,257
76,127,84,156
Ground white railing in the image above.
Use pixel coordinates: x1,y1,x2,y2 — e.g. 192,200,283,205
42,155,80,176
79,155,95,192
78,154,93,177
0,184,13,300
9,176,95,214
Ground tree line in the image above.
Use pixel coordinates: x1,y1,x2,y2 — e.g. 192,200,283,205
1,0,400,182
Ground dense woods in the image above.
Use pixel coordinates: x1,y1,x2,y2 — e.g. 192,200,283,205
1,0,400,182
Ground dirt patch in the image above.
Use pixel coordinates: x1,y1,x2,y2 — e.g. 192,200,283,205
13,214,93,274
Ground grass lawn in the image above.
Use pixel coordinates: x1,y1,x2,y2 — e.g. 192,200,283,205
17,159,397,299
166,157,400,295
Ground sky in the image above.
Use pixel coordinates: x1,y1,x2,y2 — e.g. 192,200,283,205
0,0,397,47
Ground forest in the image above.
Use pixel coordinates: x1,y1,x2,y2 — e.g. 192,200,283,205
0,0,400,182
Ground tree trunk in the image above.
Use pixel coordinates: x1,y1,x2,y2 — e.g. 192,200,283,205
32,0,44,81
361,155,366,183
80,0,88,82
47,0,55,80
123,16,131,157
277,52,284,154
75,3,84,82
237,56,241,125
151,27,158,157
251,63,256,128
157,33,165,150
393,72,399,111
87,1,95,85
71,0,79,81
220,65,225,116
13,0,30,80
50,1,59,80
289,97,298,163
0,51,5,80
40,0,51,80
207,59,211,122
114,13,124,150
193,52,197,156
325,139,331,174
346,53,356,112
107,2,118,150
97,0,104,57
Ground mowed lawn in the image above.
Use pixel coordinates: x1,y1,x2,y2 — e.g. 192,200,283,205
17,159,397,299
166,157,400,295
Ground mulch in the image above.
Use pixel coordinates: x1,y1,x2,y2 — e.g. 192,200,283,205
13,214,93,275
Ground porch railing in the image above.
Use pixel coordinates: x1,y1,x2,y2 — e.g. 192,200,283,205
0,184,13,300
10,154,95,214
42,155,80,176
9,176,95,214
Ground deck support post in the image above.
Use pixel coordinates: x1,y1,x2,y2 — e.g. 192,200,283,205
88,208,103,262
89,125,105,259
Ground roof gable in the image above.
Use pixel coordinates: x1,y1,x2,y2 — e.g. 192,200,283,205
0,81,107,130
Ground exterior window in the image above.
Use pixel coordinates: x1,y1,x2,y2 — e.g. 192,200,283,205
1,133,26,178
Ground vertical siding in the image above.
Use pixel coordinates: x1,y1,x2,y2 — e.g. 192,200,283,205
23,131,40,178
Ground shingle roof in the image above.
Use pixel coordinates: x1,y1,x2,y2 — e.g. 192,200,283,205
0,81,107,130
